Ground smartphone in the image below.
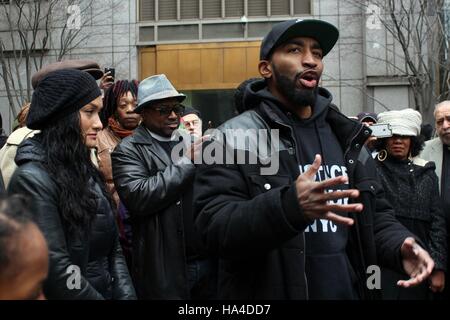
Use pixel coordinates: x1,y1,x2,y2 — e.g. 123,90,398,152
369,123,392,138
104,67,115,81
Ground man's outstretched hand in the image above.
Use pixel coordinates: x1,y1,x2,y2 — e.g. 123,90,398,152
398,237,434,288
295,154,363,226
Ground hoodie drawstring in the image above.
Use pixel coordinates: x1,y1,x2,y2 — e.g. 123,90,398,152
315,122,332,180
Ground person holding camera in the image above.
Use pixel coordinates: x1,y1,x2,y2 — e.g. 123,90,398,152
100,67,115,93
357,112,378,156
374,108,447,299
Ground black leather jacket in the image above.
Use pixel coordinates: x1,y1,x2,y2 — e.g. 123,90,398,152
8,136,136,300
111,125,196,299
193,82,416,300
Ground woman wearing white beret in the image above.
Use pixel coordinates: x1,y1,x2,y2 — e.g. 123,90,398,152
374,108,447,299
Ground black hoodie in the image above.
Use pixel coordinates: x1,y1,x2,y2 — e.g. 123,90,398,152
245,81,357,299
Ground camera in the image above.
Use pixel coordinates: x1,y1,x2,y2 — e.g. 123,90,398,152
368,124,392,138
104,67,115,81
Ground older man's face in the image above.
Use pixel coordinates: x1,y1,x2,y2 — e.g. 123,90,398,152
435,103,450,146
141,98,183,137
182,113,202,137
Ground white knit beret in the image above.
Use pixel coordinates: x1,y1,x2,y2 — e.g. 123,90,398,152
377,108,422,137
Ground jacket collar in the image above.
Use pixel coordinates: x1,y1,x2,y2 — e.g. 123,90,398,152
130,124,155,145
257,100,369,151
325,105,370,150
129,124,173,166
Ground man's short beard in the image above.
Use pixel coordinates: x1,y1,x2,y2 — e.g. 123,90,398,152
272,63,318,108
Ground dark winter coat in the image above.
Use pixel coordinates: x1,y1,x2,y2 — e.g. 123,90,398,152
193,80,416,300
8,136,136,300
111,125,197,299
376,156,447,299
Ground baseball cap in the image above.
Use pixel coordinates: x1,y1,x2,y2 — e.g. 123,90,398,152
357,112,378,123
260,19,339,60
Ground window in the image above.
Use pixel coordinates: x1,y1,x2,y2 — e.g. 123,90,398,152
139,26,154,41
271,0,290,16
140,0,154,21
158,24,198,40
203,0,221,18
203,23,244,39
248,0,267,16
138,0,312,42
294,0,310,15
225,0,244,17
159,0,177,20
139,0,312,22
181,0,199,19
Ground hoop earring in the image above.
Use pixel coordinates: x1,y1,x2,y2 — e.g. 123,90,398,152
377,149,387,162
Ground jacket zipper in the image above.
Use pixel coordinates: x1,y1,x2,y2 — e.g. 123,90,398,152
274,119,309,300
343,123,369,298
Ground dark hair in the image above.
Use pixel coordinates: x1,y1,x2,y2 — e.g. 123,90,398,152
101,80,139,127
374,135,426,158
420,124,433,141
0,194,34,276
39,112,112,234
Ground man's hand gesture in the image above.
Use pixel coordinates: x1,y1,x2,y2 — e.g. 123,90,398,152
397,237,434,288
295,154,363,226
187,135,210,162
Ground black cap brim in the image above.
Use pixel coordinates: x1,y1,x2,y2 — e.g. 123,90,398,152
261,19,339,60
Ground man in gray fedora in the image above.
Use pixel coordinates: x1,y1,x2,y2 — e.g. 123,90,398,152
111,74,215,299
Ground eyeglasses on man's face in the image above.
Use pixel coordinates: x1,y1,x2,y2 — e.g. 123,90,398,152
151,104,185,116
183,119,200,128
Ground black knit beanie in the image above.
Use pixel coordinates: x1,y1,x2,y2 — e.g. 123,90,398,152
27,69,101,130
183,107,201,118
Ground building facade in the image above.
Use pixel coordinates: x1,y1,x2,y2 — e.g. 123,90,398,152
0,0,417,132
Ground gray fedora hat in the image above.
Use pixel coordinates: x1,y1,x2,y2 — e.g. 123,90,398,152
135,74,186,113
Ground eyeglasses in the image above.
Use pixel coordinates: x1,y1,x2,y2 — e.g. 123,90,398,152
152,104,185,116
183,120,200,128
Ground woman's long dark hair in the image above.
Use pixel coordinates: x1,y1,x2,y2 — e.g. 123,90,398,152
39,112,112,234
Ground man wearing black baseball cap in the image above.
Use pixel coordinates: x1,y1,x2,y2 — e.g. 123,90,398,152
193,19,434,300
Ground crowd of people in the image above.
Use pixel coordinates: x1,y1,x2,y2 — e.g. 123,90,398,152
0,18,449,301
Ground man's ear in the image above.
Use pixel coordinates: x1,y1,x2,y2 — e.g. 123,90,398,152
258,60,272,80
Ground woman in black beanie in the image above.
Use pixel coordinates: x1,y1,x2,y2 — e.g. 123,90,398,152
8,69,136,300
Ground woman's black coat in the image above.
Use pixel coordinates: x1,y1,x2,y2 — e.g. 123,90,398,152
8,137,136,300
